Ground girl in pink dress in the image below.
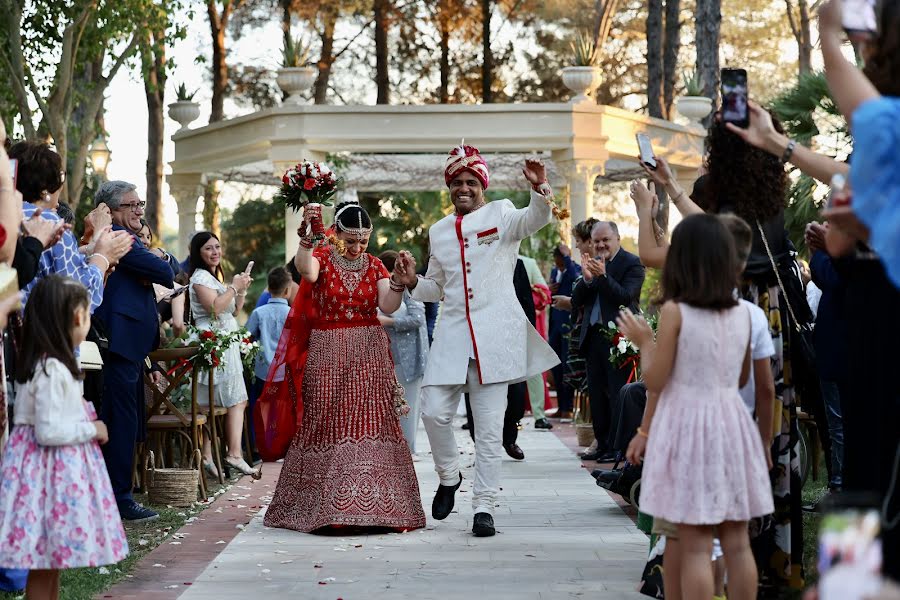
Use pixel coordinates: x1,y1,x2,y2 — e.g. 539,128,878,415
618,214,773,600
0,275,127,598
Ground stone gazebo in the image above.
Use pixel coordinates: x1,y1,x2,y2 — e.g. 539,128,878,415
169,102,705,259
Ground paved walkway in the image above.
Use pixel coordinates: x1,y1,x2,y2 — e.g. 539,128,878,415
177,419,649,600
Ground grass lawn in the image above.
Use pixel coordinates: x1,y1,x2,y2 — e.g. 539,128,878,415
0,478,237,600
802,454,831,587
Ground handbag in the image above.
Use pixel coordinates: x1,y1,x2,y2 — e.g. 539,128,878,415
756,222,817,374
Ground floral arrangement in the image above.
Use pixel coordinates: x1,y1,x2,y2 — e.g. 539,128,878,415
275,160,341,211
601,311,659,383
167,325,260,374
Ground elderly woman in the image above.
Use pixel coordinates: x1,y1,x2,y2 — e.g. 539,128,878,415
378,250,428,453
8,141,131,310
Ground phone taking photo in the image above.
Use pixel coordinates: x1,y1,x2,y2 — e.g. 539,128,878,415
636,133,657,170
244,261,255,275
9,158,17,191
817,493,883,600
842,0,877,42
720,68,749,128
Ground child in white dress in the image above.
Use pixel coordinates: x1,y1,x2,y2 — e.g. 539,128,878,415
619,214,773,600
0,275,127,599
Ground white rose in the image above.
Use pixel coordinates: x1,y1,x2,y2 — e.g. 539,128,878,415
607,321,616,329
617,339,628,354
319,165,331,175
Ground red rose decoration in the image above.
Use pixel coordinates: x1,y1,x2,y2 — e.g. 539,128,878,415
201,331,215,340
304,178,316,190
612,332,623,344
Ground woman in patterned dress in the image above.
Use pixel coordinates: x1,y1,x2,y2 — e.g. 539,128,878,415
263,201,426,533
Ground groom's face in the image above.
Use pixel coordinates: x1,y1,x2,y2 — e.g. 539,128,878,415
449,173,484,215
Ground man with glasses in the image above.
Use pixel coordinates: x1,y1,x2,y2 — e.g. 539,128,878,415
94,181,175,523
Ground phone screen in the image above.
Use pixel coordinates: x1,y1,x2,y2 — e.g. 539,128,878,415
817,493,883,600
636,134,657,169
9,158,17,191
842,0,877,41
244,261,255,275
721,69,749,128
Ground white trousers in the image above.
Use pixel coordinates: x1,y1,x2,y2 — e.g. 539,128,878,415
421,360,508,515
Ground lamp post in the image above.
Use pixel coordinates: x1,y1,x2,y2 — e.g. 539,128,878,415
89,135,111,179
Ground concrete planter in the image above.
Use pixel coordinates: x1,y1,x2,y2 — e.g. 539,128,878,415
561,66,602,104
168,101,200,133
277,66,317,105
676,96,714,126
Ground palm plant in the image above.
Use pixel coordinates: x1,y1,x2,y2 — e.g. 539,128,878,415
570,30,600,67
281,33,311,68
769,71,852,254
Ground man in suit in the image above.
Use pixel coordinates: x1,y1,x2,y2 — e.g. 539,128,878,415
571,221,645,462
393,145,559,537
548,244,581,419
94,181,175,523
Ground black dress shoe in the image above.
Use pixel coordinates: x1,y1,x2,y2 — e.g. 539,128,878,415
504,443,525,460
592,468,621,481
432,473,463,520
472,512,495,537
534,418,553,430
595,451,618,463
580,449,604,461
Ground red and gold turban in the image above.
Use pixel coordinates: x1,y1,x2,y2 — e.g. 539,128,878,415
444,144,490,190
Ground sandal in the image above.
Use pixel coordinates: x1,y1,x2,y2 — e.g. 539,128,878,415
225,456,262,480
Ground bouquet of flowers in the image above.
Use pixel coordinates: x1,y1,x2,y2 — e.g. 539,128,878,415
275,159,341,212
168,324,233,371
233,327,261,374
601,311,659,384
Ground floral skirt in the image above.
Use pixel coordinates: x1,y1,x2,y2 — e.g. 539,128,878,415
264,325,426,533
0,424,128,569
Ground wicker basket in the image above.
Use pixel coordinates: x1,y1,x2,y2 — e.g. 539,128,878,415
575,423,595,447
145,449,201,507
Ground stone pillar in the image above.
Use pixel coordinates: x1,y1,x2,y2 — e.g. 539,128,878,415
169,173,204,259
554,158,605,260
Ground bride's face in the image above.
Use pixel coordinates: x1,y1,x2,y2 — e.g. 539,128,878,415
338,231,370,259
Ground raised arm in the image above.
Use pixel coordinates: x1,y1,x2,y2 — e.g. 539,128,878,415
502,158,554,241
630,180,670,269
640,157,704,218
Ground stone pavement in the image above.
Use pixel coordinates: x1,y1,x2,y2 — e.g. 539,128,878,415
177,418,649,600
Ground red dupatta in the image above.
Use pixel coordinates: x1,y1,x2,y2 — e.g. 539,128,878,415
252,275,317,461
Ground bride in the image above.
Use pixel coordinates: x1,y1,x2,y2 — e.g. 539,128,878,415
261,200,426,533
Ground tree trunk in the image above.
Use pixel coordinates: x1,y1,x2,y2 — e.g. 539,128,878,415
314,6,337,104
798,0,812,75
374,0,390,104
203,181,221,238
207,0,232,123
646,0,664,118
481,0,493,104
142,31,166,235
439,19,450,103
592,0,620,50
280,0,291,37
662,0,681,119
695,0,722,108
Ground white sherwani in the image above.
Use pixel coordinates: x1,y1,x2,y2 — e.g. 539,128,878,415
412,190,560,385
413,189,560,517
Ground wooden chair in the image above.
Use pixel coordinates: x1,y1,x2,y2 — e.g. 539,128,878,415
143,345,208,499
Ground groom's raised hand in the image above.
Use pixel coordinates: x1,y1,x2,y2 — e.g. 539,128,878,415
393,250,419,287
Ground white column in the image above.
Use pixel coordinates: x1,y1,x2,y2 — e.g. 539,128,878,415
169,173,204,259
554,159,605,260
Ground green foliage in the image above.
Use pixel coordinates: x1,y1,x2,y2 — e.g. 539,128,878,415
681,69,704,96
220,198,286,307
569,30,599,67
769,72,852,255
174,82,198,102
360,190,451,264
281,32,311,68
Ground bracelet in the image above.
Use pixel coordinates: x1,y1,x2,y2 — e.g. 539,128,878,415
299,237,314,250
228,284,240,296
781,139,796,164
389,277,405,293
636,427,649,438
670,189,686,204
88,253,111,272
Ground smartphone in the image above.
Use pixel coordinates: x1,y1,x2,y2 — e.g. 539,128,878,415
817,492,883,600
843,0,877,42
636,133,657,170
244,261,255,275
827,174,847,209
9,158,17,190
720,68,749,128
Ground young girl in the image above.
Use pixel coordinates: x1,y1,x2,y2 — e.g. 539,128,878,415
620,214,773,600
0,275,127,598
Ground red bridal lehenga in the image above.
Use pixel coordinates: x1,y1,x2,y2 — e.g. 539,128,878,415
261,245,426,533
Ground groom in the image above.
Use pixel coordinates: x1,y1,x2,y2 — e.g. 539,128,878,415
394,145,559,536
